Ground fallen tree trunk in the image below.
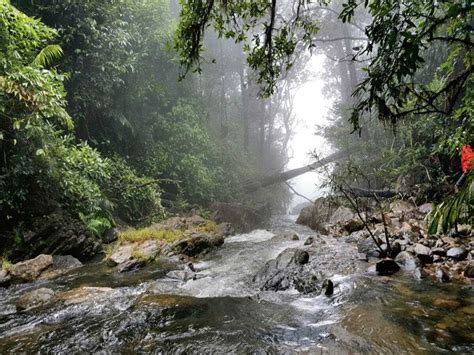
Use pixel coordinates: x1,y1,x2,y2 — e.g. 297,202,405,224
243,150,351,192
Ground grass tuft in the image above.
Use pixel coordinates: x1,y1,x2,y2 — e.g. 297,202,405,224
118,228,184,243
1,258,12,271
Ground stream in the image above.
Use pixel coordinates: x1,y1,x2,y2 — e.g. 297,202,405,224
0,215,473,353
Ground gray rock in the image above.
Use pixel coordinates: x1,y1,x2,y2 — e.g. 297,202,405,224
304,237,314,245
322,279,334,296
432,255,444,263
108,245,133,266
446,247,468,260
253,248,318,294
296,197,339,232
291,234,300,241
418,203,433,214
9,254,53,283
329,206,355,225
117,259,145,273
16,288,58,311
375,259,400,276
38,255,82,280
395,251,421,271
413,243,433,264
357,253,368,262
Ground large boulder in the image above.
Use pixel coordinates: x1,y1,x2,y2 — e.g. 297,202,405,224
210,202,270,232
164,233,224,257
6,212,102,262
9,254,53,283
16,287,58,311
58,286,113,305
38,255,82,280
108,240,160,273
296,197,339,232
253,248,320,294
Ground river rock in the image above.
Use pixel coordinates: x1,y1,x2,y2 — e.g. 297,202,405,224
9,254,53,282
418,203,433,214
16,288,58,311
59,286,113,305
322,279,334,296
395,251,420,271
164,233,224,257
375,259,400,276
253,248,319,294
0,269,11,287
108,245,133,266
38,255,82,280
304,236,314,245
389,200,414,214
7,212,102,262
464,262,474,278
446,247,468,260
296,197,339,233
414,243,432,263
387,242,402,258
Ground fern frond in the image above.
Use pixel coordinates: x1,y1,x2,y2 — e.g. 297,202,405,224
33,44,63,67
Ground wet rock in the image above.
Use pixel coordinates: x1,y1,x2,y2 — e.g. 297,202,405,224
464,262,474,278
0,269,11,287
304,237,314,245
375,259,400,276
8,212,102,262
357,253,368,262
446,247,468,260
291,234,300,241
323,279,334,296
435,268,450,283
16,287,58,312
103,228,118,244
38,255,82,280
413,267,428,280
9,254,53,283
166,270,196,281
386,242,401,258
395,251,421,271
164,233,224,257
432,255,444,263
295,250,309,265
59,286,113,305
413,243,433,264
254,249,318,293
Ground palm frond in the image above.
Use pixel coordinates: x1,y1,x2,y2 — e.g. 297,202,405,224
32,44,63,67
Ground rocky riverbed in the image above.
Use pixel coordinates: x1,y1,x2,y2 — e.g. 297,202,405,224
0,200,472,353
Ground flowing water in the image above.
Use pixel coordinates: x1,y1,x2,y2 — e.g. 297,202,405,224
0,216,473,353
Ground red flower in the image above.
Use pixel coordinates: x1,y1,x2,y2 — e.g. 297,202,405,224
461,144,474,173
